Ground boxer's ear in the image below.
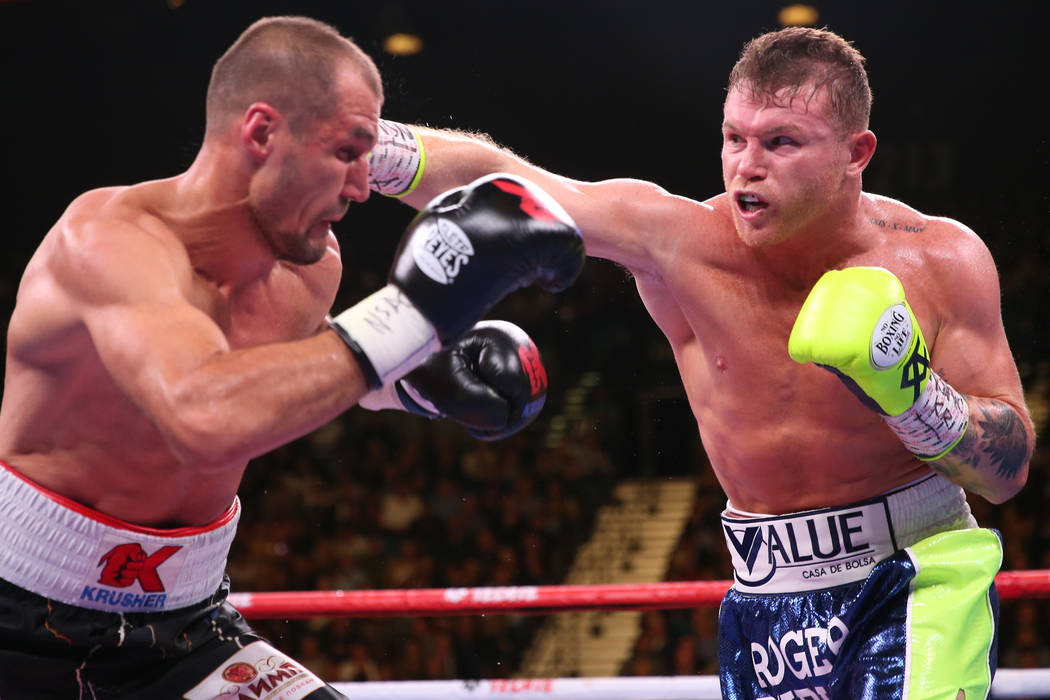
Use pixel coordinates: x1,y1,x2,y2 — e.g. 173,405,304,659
241,103,281,163
846,130,876,176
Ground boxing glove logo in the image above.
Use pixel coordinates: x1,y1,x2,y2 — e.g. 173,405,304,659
184,641,325,700
517,340,548,397
899,342,930,404
412,218,475,285
869,304,911,369
491,178,571,224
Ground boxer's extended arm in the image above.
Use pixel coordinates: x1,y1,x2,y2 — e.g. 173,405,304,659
369,120,693,274
789,235,1033,503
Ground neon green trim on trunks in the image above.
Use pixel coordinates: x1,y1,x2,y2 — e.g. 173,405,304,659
390,128,427,198
906,528,1001,700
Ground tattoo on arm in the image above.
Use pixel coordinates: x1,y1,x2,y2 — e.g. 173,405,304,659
972,400,1028,480
934,398,1030,486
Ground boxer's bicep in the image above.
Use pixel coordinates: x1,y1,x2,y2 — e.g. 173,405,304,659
569,178,702,274
87,303,231,414
929,231,1024,409
55,221,366,466
57,221,232,426
924,228,1034,500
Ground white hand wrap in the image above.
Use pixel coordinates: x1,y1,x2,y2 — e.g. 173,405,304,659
884,370,969,460
358,376,441,415
330,285,440,389
368,119,425,196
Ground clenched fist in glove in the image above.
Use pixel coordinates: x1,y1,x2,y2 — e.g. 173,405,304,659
330,173,584,390
789,266,969,460
360,321,548,440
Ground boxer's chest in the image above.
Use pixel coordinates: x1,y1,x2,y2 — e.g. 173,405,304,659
191,264,332,348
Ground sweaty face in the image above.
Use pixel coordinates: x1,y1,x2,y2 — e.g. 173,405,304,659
250,67,379,265
251,150,333,264
721,86,854,248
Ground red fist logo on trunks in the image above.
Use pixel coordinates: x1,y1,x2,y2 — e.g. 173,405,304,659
97,543,182,592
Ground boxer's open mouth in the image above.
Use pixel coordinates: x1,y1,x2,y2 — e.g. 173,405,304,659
737,192,768,213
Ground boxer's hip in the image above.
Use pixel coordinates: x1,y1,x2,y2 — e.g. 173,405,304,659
0,460,240,613
716,474,1000,699
720,473,975,594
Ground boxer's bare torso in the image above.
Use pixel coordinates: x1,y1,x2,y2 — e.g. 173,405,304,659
627,191,982,513
407,85,1029,513
0,182,342,527
1,56,380,529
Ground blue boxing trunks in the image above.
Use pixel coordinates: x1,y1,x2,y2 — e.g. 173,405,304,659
0,461,347,700
718,474,1001,700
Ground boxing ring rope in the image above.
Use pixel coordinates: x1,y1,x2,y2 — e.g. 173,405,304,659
230,569,1050,698
230,569,1050,618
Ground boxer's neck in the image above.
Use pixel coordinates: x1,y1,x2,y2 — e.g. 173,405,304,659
164,157,279,292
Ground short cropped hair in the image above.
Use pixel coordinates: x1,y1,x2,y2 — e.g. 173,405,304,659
728,27,872,134
205,16,383,137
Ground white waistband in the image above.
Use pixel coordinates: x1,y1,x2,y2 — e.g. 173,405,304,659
0,462,240,613
721,474,975,594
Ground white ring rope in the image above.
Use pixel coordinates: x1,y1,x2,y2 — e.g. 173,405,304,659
329,669,1050,699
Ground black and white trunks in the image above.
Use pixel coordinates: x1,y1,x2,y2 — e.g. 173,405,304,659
0,461,346,699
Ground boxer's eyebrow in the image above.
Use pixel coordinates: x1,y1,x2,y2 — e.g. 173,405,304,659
348,125,377,151
722,119,805,138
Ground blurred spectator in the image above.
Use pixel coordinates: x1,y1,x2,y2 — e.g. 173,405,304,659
337,641,382,682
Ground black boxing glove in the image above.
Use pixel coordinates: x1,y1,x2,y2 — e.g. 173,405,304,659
359,321,548,440
330,173,583,390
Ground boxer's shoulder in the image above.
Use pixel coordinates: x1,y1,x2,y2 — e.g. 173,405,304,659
10,184,196,355
45,184,193,296
861,193,978,250
59,182,186,251
858,194,995,305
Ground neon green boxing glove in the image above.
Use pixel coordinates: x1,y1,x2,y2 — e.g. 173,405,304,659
789,266,968,460
788,266,928,415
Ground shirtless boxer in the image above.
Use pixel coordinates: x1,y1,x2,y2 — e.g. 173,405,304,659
0,16,583,700
366,27,1034,700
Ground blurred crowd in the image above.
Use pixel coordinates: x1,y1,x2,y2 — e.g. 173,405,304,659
229,395,617,681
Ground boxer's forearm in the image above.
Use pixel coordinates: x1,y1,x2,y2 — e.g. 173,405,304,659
928,396,1033,504
163,331,367,468
398,127,531,210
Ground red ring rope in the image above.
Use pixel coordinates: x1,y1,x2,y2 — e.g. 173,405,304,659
228,568,1050,619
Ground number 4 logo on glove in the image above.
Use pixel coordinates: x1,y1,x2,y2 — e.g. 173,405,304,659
899,342,930,404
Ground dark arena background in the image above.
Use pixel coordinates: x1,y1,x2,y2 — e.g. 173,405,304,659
2,0,1048,692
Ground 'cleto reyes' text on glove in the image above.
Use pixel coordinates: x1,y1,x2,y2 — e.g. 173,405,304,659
788,266,968,460
360,320,548,441
330,173,584,391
